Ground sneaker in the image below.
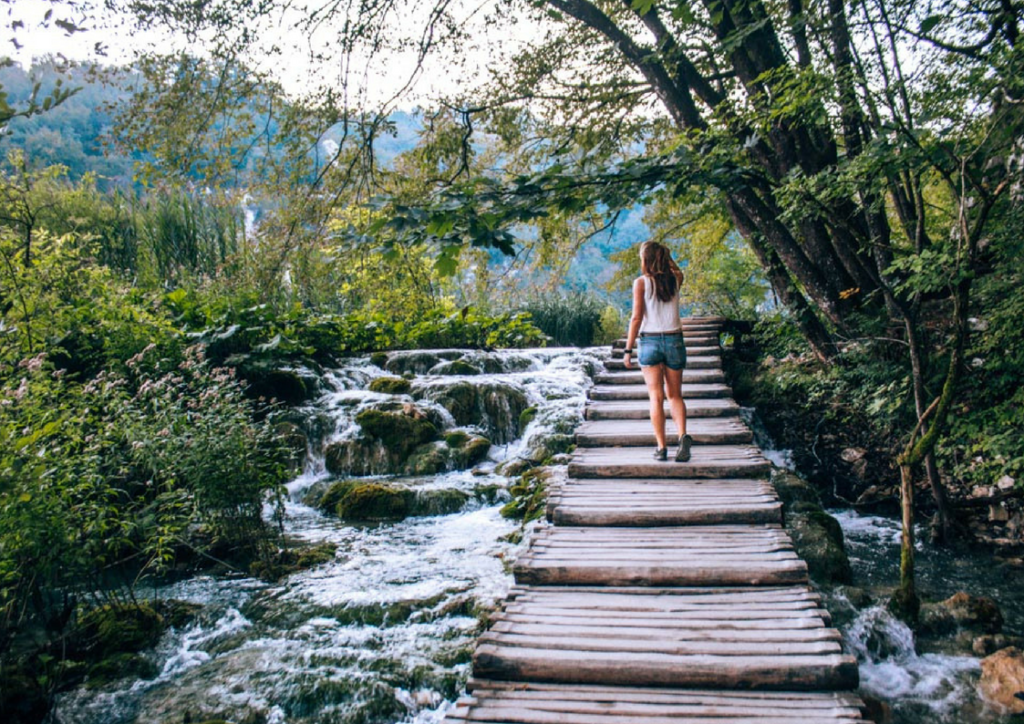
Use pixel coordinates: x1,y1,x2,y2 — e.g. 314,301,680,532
653,447,668,461
675,434,693,462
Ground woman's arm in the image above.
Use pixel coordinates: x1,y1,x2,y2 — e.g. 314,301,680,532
624,277,645,369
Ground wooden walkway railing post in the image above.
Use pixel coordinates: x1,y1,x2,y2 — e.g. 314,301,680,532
447,317,868,723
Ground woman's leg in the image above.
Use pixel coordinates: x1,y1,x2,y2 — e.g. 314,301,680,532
664,365,688,438
642,363,667,450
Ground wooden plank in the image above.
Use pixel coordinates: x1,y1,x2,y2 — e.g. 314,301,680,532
548,505,782,526
589,384,733,401
568,446,771,479
473,645,860,691
574,419,754,445
594,370,727,384
584,399,741,420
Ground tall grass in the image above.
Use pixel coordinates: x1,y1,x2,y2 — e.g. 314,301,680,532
517,291,609,347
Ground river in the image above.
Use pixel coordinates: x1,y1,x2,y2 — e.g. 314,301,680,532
47,348,1021,724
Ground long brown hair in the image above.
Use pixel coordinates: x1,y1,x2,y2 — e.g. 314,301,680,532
640,241,680,302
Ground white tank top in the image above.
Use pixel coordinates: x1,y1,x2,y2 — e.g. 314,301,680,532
639,275,681,333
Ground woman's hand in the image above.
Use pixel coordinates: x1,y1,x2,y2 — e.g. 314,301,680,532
623,350,632,369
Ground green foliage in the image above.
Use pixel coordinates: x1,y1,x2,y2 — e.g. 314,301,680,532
516,291,605,347
0,345,289,659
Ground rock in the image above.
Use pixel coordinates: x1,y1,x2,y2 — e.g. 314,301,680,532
785,502,852,585
920,591,1004,636
369,351,389,368
402,441,450,475
772,471,822,509
413,488,471,516
238,364,311,405
859,695,893,724
973,634,1024,657
368,376,412,394
445,432,492,469
519,406,539,430
989,503,1010,522
997,475,1016,490
413,380,529,444
354,408,438,458
979,646,1024,714
337,483,414,520
430,359,482,375
314,479,360,513
323,439,391,476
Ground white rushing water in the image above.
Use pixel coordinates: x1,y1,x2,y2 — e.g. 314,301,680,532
48,347,605,724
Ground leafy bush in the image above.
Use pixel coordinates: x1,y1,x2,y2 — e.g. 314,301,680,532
0,346,289,654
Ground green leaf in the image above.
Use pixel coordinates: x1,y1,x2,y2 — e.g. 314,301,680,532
920,15,943,34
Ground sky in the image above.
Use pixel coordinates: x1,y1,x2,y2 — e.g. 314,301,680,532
4,0,552,111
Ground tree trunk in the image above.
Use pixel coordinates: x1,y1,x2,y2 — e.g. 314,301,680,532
892,462,919,622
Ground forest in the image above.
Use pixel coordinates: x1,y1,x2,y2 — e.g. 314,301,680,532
0,0,1022,723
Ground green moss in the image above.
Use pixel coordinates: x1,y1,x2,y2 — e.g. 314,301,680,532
77,603,166,658
772,471,822,509
444,431,471,447
317,479,361,513
337,483,414,521
250,542,338,580
354,408,437,457
403,442,449,475
501,468,550,522
368,376,412,395
369,351,389,368
519,406,538,429
433,359,482,375
85,653,158,688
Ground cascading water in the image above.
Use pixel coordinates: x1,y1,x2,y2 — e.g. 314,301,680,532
46,347,605,724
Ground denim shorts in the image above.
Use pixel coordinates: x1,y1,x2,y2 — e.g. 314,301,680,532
638,334,687,370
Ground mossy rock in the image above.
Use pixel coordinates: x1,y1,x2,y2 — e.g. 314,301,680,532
86,652,159,688
519,406,538,430
369,376,412,395
337,483,415,521
403,442,450,476
785,502,852,585
316,479,361,513
431,359,482,375
75,603,166,659
354,408,438,457
414,381,529,444
384,351,461,375
323,440,383,477
919,591,1004,637
413,488,471,516
250,542,338,580
501,468,550,522
444,431,472,447
772,470,822,509
369,351,389,368
448,433,492,468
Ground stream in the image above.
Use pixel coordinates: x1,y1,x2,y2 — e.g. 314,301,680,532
46,349,1022,724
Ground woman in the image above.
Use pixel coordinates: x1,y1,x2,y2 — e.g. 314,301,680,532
623,241,692,462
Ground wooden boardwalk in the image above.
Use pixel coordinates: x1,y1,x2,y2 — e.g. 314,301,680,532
446,317,867,723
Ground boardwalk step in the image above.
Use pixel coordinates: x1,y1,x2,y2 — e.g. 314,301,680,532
589,383,732,400
576,418,753,446
513,526,807,586
595,369,726,385
448,682,870,723
548,477,782,526
605,355,721,371
585,398,740,420
475,587,857,689
611,345,721,358
568,445,770,479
